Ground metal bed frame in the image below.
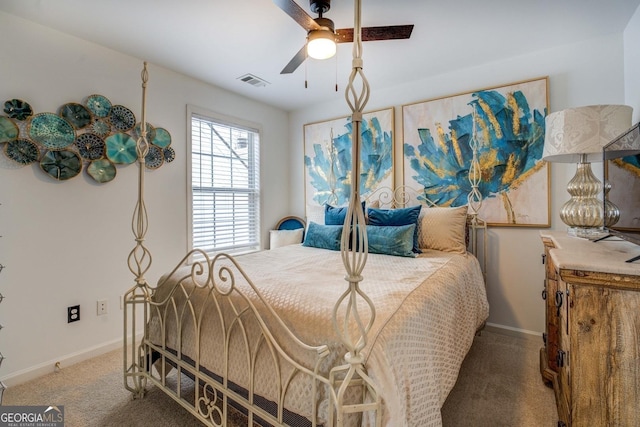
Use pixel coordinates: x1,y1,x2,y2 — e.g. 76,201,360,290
123,1,486,425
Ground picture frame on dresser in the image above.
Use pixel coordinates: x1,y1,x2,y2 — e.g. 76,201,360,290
602,121,640,257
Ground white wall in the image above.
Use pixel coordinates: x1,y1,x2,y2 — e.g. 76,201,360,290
2,4,638,384
0,11,290,384
289,32,628,336
625,3,640,120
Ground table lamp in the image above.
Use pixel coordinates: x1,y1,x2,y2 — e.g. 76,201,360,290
542,104,632,238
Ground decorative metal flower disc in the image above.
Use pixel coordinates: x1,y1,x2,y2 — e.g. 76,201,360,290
87,158,116,183
85,94,112,118
0,116,19,143
108,105,136,132
163,146,175,163
2,92,173,184
75,133,105,160
152,127,172,148
40,150,82,180
4,138,39,165
3,99,33,121
145,144,163,169
59,103,92,129
28,113,76,150
133,122,156,142
91,119,110,137
105,132,137,164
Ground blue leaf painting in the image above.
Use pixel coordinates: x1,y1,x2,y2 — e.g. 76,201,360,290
404,89,547,209
305,114,393,206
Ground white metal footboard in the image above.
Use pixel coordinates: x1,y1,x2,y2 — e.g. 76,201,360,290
124,249,363,426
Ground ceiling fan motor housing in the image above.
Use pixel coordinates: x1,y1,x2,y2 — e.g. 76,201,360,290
310,0,331,15
312,17,335,32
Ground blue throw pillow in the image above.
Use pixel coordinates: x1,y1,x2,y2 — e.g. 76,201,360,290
367,205,422,253
302,222,343,251
366,224,416,257
324,202,366,225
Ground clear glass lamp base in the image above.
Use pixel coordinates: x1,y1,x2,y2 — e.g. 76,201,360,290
567,226,609,240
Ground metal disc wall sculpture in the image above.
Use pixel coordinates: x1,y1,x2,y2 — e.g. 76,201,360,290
1,96,174,183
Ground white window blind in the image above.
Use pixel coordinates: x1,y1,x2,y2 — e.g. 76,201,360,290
190,112,260,255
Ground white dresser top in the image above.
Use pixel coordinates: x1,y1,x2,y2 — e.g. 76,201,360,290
541,231,640,277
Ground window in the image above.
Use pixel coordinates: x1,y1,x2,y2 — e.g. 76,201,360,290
189,108,260,255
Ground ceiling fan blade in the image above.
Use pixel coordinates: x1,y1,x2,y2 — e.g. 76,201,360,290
335,24,414,43
273,0,320,31
281,45,308,74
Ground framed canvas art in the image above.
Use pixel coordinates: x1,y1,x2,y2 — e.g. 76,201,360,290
402,77,550,227
304,108,394,209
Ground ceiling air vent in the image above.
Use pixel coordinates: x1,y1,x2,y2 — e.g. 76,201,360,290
237,73,270,88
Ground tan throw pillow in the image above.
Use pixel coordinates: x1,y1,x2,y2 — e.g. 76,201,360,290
417,205,468,254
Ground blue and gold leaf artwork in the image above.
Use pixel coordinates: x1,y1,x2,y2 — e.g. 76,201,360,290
403,78,549,226
304,109,394,207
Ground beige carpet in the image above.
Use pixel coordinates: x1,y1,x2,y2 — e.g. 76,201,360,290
441,330,557,426
4,330,557,426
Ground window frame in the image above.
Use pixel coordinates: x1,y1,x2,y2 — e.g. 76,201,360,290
187,105,262,257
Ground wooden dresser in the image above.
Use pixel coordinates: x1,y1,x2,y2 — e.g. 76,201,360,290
540,231,640,426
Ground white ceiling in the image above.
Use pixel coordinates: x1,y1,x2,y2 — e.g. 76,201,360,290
1,0,639,112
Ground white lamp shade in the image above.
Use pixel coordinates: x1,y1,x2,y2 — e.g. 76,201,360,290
542,105,633,163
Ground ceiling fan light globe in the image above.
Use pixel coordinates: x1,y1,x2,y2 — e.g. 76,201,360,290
307,30,336,59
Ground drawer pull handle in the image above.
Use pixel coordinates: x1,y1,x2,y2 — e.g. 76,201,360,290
556,349,566,368
542,289,547,300
555,290,564,316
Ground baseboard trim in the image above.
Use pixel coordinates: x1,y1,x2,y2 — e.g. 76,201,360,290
0,338,124,387
484,323,543,343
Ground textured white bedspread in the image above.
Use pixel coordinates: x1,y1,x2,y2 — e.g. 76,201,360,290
151,244,488,426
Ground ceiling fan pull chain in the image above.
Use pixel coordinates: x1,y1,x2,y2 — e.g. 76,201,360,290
305,54,308,89
335,50,338,92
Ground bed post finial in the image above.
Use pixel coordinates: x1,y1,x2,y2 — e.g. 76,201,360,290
329,0,382,425
124,61,153,399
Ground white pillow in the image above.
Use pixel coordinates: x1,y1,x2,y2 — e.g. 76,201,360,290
416,205,468,254
305,204,325,229
269,228,304,249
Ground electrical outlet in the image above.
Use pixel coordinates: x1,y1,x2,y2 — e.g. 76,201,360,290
97,299,108,315
67,305,80,323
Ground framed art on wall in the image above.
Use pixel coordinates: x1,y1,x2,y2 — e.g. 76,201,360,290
402,77,550,227
304,108,394,209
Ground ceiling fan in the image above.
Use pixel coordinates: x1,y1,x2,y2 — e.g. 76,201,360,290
274,0,414,74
